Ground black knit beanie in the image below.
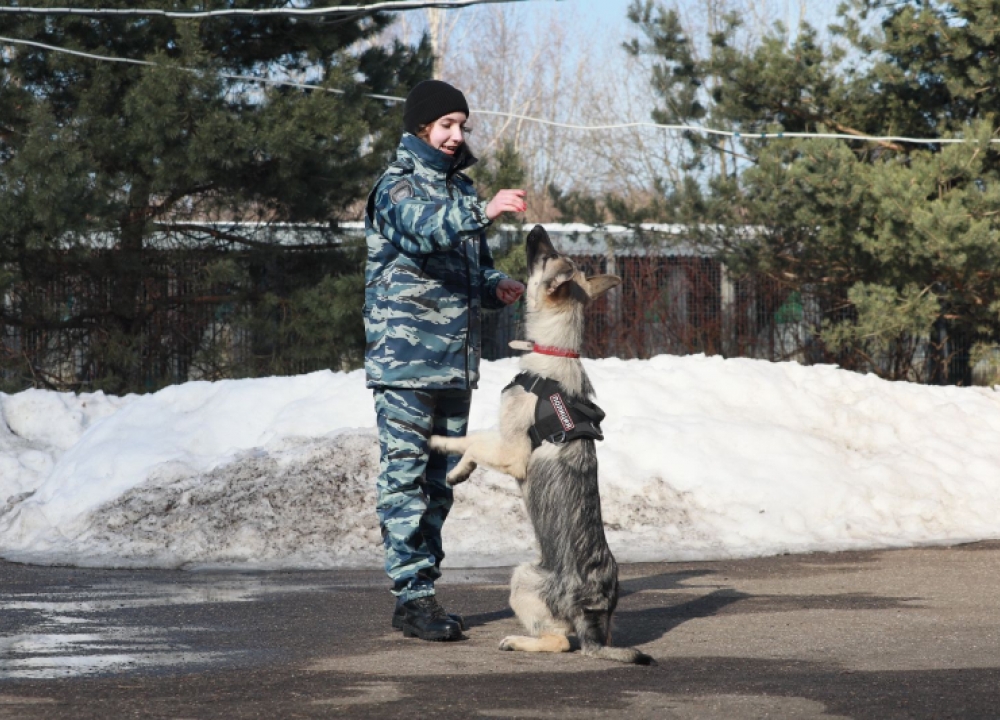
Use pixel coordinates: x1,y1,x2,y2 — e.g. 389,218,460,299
403,80,470,135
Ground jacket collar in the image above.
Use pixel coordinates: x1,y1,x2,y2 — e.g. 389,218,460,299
399,133,478,176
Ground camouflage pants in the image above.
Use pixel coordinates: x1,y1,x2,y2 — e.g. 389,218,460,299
373,388,471,602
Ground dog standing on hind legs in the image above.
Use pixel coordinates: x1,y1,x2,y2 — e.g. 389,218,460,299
429,225,653,665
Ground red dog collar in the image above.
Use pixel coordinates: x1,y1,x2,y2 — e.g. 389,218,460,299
531,344,580,358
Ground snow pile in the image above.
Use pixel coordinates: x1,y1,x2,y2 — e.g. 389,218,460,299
1,355,999,569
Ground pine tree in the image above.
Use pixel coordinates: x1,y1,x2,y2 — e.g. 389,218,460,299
471,139,529,278
0,1,432,392
628,0,1000,383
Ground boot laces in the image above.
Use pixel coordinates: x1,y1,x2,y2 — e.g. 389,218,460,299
412,596,448,620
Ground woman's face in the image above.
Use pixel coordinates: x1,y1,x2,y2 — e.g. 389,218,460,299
425,112,469,156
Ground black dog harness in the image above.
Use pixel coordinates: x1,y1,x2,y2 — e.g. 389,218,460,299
504,372,606,450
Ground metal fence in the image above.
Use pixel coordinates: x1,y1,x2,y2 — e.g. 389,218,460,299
1,244,359,392
483,253,808,363
482,249,996,386
5,226,998,391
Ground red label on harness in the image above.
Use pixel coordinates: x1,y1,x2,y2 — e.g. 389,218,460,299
549,393,575,431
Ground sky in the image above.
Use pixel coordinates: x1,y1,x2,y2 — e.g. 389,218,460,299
525,0,839,35
2,353,1000,570
560,0,631,27
587,0,838,25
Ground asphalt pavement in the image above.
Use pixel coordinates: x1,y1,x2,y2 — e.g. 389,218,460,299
2,542,1000,719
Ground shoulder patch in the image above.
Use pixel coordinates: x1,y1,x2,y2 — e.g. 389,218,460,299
389,179,415,204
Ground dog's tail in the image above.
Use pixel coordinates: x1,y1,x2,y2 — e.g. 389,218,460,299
582,643,655,665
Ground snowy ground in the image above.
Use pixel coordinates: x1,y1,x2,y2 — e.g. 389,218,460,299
2,355,999,570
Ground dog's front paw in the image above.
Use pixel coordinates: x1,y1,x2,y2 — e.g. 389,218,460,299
428,435,449,453
446,462,477,486
498,636,516,652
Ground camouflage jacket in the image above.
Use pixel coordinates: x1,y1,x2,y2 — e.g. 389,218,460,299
363,133,508,390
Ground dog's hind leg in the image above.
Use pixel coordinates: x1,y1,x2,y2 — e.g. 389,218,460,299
499,563,572,654
499,632,571,654
575,610,654,665
581,641,654,665
583,644,653,664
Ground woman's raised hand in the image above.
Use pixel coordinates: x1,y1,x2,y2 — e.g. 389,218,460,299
485,189,527,220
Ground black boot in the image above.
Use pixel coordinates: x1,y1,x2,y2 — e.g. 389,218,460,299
392,596,463,641
392,597,465,632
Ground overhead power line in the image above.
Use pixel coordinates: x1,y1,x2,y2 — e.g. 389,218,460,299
470,109,1000,146
1,33,997,147
471,109,1000,145
0,0,534,19
0,35,404,100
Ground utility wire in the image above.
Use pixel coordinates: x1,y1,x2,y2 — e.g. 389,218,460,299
0,0,533,19
1,33,998,147
0,35,403,100
471,109,1000,146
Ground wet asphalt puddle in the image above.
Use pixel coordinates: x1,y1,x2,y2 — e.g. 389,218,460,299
0,564,510,682
0,573,333,680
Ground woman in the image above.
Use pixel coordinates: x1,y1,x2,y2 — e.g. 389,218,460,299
363,79,526,641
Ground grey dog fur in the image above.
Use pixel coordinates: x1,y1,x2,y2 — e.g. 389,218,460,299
430,225,653,665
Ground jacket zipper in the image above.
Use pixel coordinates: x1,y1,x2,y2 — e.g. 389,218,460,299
464,238,472,388
447,173,473,389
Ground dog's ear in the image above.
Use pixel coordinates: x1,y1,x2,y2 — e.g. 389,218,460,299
546,271,574,295
526,225,558,270
585,274,621,299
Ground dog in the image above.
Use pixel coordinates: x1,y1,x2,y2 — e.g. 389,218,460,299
429,225,653,665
